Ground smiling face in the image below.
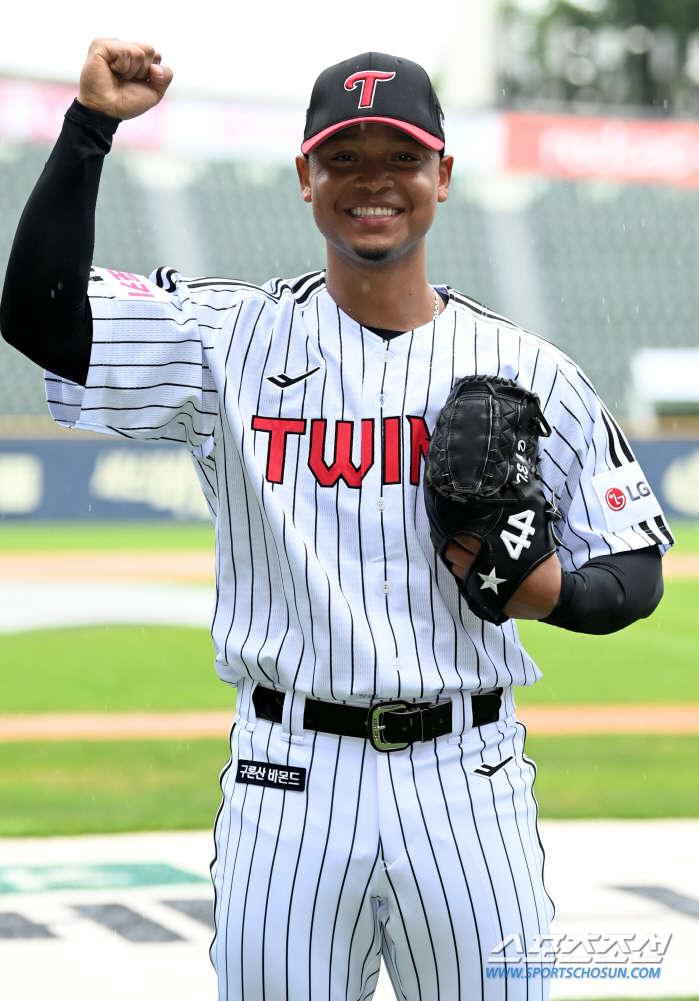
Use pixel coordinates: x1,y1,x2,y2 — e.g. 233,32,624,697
296,122,453,267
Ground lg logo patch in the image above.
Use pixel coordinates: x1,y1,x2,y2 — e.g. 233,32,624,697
605,487,626,511
591,461,663,533
605,480,651,511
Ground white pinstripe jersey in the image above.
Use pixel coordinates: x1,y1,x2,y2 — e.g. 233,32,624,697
46,267,673,703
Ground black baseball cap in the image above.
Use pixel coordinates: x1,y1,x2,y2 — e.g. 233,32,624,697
301,52,445,155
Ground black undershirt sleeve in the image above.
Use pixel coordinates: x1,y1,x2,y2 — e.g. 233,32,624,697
541,546,663,634
0,99,121,386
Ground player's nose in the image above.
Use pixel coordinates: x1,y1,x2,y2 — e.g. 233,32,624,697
353,166,395,193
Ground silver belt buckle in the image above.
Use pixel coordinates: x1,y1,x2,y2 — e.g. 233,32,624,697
368,700,412,752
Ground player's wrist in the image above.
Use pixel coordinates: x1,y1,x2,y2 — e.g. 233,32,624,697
74,96,123,124
64,99,121,152
503,552,562,620
77,91,112,113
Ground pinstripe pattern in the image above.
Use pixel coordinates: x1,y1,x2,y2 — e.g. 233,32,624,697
45,268,671,703
210,697,553,1001
42,265,672,1001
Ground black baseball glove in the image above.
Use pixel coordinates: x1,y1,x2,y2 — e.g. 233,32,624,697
424,375,560,625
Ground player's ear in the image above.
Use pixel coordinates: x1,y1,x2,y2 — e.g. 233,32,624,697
296,155,312,203
438,154,454,204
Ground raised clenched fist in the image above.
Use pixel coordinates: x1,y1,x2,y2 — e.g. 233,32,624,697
77,38,173,120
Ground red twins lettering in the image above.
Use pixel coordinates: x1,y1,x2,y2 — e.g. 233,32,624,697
344,70,396,109
309,419,375,487
406,416,430,485
252,416,431,487
605,487,626,511
251,417,306,483
382,417,402,485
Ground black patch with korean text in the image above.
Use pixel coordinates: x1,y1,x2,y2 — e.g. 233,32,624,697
236,759,306,791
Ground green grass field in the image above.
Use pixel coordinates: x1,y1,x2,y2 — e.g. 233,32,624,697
526,734,699,818
517,579,699,704
1,582,696,712
518,519,699,703
1,516,694,552
0,520,214,551
0,520,696,833
0,626,227,713
1,733,696,836
0,739,228,837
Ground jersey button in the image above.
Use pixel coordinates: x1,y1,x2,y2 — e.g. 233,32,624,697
392,659,402,671
374,498,386,511
381,581,393,595
378,394,386,407
381,351,391,364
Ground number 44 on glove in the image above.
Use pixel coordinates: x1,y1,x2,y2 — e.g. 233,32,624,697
424,375,561,625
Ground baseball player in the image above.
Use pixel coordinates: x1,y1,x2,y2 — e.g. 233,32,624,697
1,39,672,1001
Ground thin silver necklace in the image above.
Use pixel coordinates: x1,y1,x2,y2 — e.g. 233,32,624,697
432,288,440,323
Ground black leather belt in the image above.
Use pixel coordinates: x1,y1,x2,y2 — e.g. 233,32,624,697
252,685,503,752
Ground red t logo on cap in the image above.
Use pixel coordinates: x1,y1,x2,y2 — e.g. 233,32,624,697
344,70,396,109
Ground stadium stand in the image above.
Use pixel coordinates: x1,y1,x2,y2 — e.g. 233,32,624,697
190,162,326,283
0,145,54,416
0,145,157,416
1,146,698,418
426,182,499,314
529,180,699,409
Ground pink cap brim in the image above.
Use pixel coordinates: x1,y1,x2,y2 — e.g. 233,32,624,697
301,117,444,155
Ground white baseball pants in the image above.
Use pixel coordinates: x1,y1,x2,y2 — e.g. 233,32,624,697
211,686,553,1001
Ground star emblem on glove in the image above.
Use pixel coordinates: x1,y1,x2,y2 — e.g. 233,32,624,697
478,568,507,593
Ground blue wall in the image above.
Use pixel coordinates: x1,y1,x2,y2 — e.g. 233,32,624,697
0,440,209,521
0,437,696,522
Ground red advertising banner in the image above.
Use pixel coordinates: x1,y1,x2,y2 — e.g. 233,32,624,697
505,111,699,187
